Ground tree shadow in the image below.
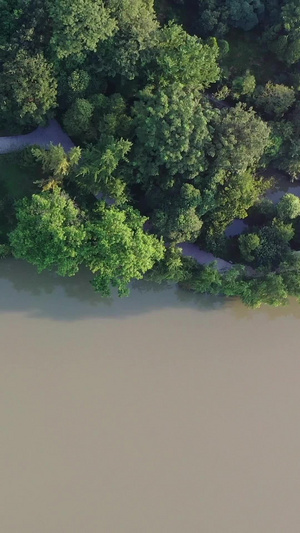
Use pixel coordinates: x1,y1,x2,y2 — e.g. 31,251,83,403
0,259,229,322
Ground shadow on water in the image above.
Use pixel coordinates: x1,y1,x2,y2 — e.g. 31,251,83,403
1,259,300,321
0,259,229,321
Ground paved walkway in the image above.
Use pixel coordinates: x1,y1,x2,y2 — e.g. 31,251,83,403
0,119,74,154
178,242,232,271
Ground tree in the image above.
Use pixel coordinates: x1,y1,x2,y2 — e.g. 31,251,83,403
1,50,57,126
146,245,193,284
203,169,268,244
96,0,158,80
194,0,230,37
194,0,264,37
144,22,220,89
200,104,270,241
278,139,300,179
31,144,81,188
277,193,300,220
0,0,24,47
75,137,132,200
131,83,213,190
152,184,203,242
189,262,223,295
153,206,203,243
227,0,265,31
253,221,294,269
266,1,300,65
89,93,132,140
254,82,295,118
240,273,288,308
47,0,117,60
239,233,260,262
9,188,86,276
82,203,165,296
211,103,270,174
63,98,94,138
232,71,256,98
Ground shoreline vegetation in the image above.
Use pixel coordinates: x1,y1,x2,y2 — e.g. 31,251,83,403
2,0,300,307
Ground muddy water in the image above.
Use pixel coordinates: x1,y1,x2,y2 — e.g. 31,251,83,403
1,259,300,533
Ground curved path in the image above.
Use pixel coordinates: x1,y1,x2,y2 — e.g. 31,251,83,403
177,242,232,271
0,120,297,273
0,119,74,154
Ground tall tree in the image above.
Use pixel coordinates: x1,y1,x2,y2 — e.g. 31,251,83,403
9,188,86,276
82,203,165,296
144,22,220,88
47,0,116,60
131,83,214,191
97,0,158,80
0,50,57,126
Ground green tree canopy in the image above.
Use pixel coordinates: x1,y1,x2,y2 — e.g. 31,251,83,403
31,144,81,188
266,1,300,65
277,193,300,220
131,83,214,190
75,137,132,200
48,0,117,60
82,203,165,296
144,22,220,88
9,188,86,276
211,103,270,174
1,50,57,126
63,98,94,138
96,0,158,80
254,82,296,118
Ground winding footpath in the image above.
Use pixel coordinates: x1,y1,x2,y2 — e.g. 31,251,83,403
1,119,299,273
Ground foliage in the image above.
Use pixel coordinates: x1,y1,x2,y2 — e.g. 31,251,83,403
254,82,296,118
232,71,256,98
0,50,57,126
31,144,81,188
194,0,264,37
277,193,300,220
131,83,213,189
266,1,300,65
146,245,193,284
3,0,300,305
144,22,220,88
63,98,94,138
239,233,260,262
82,203,165,296
96,0,158,80
75,137,132,200
211,104,270,174
47,0,117,60
9,188,86,276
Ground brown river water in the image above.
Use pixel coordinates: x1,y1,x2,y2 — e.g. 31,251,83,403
1,259,300,533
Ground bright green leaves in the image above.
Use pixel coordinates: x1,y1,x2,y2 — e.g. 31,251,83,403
9,190,165,296
9,188,86,276
83,204,165,296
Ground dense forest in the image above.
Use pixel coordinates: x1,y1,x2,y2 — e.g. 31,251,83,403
2,0,300,306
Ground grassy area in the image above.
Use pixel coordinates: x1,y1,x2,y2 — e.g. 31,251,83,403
222,31,283,84
0,153,39,200
221,30,282,85
0,152,40,242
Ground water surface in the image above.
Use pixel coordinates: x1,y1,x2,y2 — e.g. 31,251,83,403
1,259,300,533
